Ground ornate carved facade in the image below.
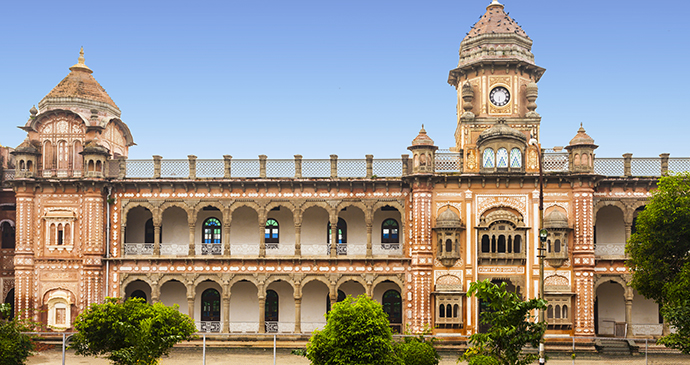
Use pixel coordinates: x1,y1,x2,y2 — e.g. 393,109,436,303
0,1,675,339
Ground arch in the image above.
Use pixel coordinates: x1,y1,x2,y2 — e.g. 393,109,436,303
594,204,626,245
264,275,296,291
130,290,147,302
382,289,402,330
228,201,261,215
194,202,226,220
201,288,221,322
372,276,404,292
193,275,225,293
4,288,14,319
228,275,260,289
43,140,54,170
159,201,192,224
496,148,508,168
122,202,157,226
336,201,368,215
299,276,332,297
327,217,347,244
299,201,331,213
372,201,405,216
265,289,279,329
593,200,627,225
482,148,495,168
264,201,296,214
594,275,632,298
510,148,522,168
106,118,135,146
335,276,368,293
439,304,445,318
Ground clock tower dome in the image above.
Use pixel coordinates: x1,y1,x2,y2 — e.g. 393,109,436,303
448,0,545,172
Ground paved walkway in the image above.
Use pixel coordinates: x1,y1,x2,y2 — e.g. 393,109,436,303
26,347,690,365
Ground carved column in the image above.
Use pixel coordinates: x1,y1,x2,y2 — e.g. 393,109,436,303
365,154,373,179
223,155,232,178
188,155,197,179
660,153,670,175
625,298,633,338
329,214,338,258
258,284,266,333
153,155,162,178
258,208,266,258
222,294,231,333
366,222,373,258
294,219,302,256
623,153,632,177
188,224,196,256
573,188,596,336
223,212,231,256
153,224,161,255
294,155,303,178
259,155,267,178
151,281,160,303
401,154,409,176
294,296,302,333
330,155,338,179
624,222,632,243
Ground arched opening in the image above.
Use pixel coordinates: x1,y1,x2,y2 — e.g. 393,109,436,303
265,290,279,333
326,290,347,313
265,219,279,244
382,290,402,333
631,206,646,235
327,218,347,244
595,281,626,337
301,280,329,332
594,205,625,253
1,221,15,249
95,160,102,172
479,279,518,333
481,235,490,252
201,289,221,322
445,239,453,253
4,288,14,320
130,290,147,302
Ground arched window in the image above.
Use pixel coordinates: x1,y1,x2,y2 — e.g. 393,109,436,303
57,224,64,245
327,218,347,244
547,239,552,253
554,239,561,253
50,224,56,245
555,305,561,319
265,219,279,243
381,219,399,243
445,239,453,253
265,289,279,332
514,235,521,253
453,304,459,318
496,148,508,168
481,235,490,252
497,235,506,253
482,148,495,168
439,304,445,318
382,290,402,329
130,290,147,302
510,148,522,168
547,305,554,319
19,160,25,171
201,289,220,322
43,140,53,170
508,236,513,253
562,305,568,319
1,222,15,249
203,218,222,244
145,218,155,244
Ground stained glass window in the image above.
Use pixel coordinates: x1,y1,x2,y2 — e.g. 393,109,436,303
203,218,222,244
483,148,495,168
327,218,347,244
497,148,508,168
381,219,399,243
265,219,279,243
510,148,522,168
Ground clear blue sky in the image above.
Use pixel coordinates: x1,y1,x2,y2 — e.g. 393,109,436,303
0,0,687,159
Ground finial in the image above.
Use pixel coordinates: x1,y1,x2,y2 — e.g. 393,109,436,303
29,105,38,116
69,46,93,73
487,0,504,9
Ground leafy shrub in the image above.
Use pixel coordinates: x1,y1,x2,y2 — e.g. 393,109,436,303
0,303,35,365
394,338,439,365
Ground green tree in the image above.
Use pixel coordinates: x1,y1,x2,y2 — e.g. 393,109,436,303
0,303,35,365
306,294,402,365
627,172,690,353
393,327,439,365
71,297,197,365
460,279,547,365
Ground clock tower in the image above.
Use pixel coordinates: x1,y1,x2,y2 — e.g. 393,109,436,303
448,0,545,173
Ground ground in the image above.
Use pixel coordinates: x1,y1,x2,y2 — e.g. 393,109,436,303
25,347,690,365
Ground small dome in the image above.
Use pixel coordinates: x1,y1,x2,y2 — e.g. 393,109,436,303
411,125,435,146
11,138,40,155
464,0,529,41
476,119,526,145
81,139,110,156
544,209,568,229
436,208,462,228
569,124,595,146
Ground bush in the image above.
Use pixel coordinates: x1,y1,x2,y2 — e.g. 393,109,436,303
306,295,402,365
394,338,439,365
0,303,35,365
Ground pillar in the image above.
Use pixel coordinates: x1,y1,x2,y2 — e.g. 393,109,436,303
294,155,303,178
660,153,670,175
151,282,160,303
188,224,195,256
330,154,338,179
153,155,162,178
258,209,266,258
258,290,266,333
259,155,267,178
223,155,232,178
623,153,632,177
222,295,230,333
294,296,302,333
188,155,197,179
401,154,409,176
366,222,373,258
223,218,231,256
366,154,373,179
153,224,161,255
330,215,338,257
625,298,633,338
294,222,302,256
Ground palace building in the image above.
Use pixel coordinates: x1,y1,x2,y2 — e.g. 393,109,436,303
0,0,683,339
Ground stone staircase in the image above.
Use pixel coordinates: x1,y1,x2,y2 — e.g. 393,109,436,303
595,338,637,356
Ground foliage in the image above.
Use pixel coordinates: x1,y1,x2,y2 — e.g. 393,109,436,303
626,172,690,353
306,294,402,365
393,326,440,365
0,303,35,365
71,297,197,365
459,279,547,365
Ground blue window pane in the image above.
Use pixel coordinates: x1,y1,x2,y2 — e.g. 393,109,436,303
511,148,522,168
483,148,495,168
497,148,508,168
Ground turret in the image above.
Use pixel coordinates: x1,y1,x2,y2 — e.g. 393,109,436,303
407,125,438,175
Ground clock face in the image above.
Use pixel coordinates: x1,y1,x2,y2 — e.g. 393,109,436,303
490,86,511,107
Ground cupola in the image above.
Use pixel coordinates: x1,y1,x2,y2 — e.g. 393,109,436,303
565,124,598,173
407,125,438,175
475,119,527,173
11,138,41,178
80,138,110,178
544,208,571,267
433,208,464,267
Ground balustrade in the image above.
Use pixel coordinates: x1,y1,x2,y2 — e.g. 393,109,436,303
199,321,221,333
594,243,626,258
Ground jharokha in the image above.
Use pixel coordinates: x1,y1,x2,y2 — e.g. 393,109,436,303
0,1,681,340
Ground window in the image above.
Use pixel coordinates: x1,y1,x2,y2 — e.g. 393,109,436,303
265,219,279,243
327,218,347,244
381,219,399,243
265,290,279,333
435,294,462,328
382,290,402,332
497,148,508,168
202,218,222,244
1,222,15,249
57,224,64,245
201,289,220,322
510,148,522,168
482,148,495,168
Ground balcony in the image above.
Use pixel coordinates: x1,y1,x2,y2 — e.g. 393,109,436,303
478,251,526,264
595,243,626,259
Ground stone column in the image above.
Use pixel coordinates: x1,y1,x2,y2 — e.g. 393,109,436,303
118,156,127,179
401,154,409,176
223,217,231,256
153,155,162,178
151,282,160,303
187,296,195,319
624,222,632,243
329,286,337,309
330,155,338,179
295,223,302,256
223,155,232,178
623,153,632,177
330,215,338,257
153,224,161,255
366,222,373,258
294,296,302,333
625,298,633,338
258,209,266,258
188,155,197,179
366,154,373,179
258,284,266,333
259,155,267,178
222,295,231,333
660,153,670,175
294,155,303,178
188,224,196,256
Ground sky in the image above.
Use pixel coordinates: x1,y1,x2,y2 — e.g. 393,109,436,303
0,0,687,160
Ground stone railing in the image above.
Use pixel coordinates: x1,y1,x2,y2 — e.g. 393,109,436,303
630,324,663,337
124,243,154,256
228,322,259,333
594,243,626,259
198,321,221,333
160,243,188,256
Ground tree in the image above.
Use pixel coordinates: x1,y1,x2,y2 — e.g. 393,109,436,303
306,294,402,365
71,297,197,365
0,303,35,365
460,279,547,365
393,327,440,365
627,172,690,353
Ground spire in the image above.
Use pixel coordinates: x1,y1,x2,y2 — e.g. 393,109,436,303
69,47,93,74
487,0,504,10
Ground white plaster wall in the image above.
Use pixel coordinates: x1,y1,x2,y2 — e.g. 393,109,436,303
595,206,625,244
302,207,329,244
339,280,365,298
195,210,224,244
267,281,295,331
373,209,402,244
194,281,223,328
230,281,258,325
339,207,365,244
160,280,188,314
230,207,259,243
267,208,295,244
125,207,151,243
373,282,401,303
632,289,659,324
124,280,151,302
162,207,188,244
596,282,625,335
301,281,328,326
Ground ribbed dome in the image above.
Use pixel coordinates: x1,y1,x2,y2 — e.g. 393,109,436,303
12,138,40,155
81,139,110,156
569,124,595,146
476,119,526,145
436,208,462,228
544,209,568,229
464,0,529,41
411,125,435,146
